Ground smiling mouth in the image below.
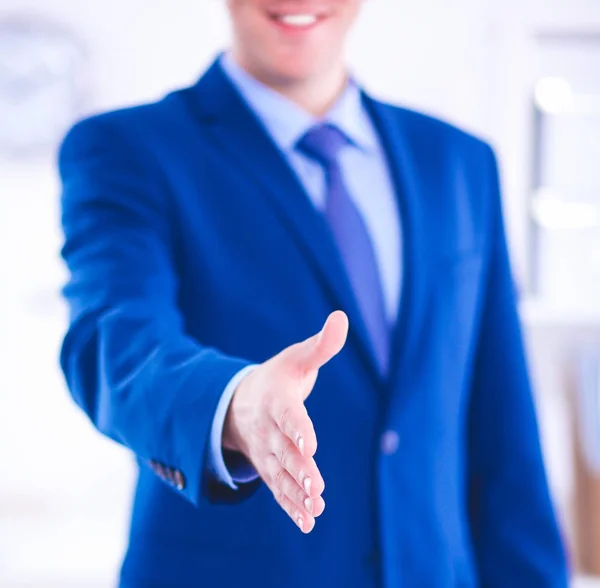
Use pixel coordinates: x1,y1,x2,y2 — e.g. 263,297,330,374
268,12,326,30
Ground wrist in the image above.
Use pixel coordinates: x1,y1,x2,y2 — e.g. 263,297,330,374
222,411,242,453
222,370,254,455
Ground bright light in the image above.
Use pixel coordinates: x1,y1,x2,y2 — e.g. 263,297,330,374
534,77,573,114
531,187,599,229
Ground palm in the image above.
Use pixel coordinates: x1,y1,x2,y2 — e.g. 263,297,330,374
226,311,349,534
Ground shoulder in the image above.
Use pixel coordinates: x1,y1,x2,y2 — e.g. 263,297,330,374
371,99,501,219
57,90,195,219
369,98,496,172
375,99,491,152
58,88,190,164
367,98,501,249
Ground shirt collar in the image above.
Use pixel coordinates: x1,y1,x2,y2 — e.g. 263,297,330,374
220,52,378,154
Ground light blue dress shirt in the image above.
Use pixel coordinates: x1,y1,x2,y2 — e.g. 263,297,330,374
208,52,402,488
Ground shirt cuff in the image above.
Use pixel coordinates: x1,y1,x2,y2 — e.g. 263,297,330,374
208,364,260,489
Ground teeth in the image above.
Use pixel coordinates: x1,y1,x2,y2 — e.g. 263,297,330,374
279,14,318,27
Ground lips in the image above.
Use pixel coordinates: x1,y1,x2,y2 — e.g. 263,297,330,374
267,7,329,31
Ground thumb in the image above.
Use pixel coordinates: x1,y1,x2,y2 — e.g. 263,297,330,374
282,310,349,375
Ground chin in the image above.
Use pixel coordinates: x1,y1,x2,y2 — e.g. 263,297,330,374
272,64,317,83
265,53,333,84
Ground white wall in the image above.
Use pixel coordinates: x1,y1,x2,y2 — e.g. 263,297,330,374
1,0,599,585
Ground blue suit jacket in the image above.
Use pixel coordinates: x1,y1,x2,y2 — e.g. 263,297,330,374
59,59,568,587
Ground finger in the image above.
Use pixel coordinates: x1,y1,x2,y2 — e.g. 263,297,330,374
313,496,326,518
263,457,316,533
279,493,315,534
281,310,349,376
264,454,315,516
272,434,324,499
270,398,318,458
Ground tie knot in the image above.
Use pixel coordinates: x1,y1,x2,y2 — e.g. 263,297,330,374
296,123,349,168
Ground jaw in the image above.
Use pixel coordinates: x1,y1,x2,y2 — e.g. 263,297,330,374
230,2,351,100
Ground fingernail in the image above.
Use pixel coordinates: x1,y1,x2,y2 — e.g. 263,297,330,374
296,516,303,530
304,497,313,514
303,476,312,494
297,436,304,455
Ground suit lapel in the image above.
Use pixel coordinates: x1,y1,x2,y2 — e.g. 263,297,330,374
185,60,383,383
362,95,421,391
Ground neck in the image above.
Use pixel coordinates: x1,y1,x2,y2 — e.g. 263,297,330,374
233,55,348,117
270,67,348,117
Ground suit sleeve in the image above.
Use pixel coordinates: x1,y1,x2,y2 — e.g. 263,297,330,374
467,146,569,586
58,115,261,507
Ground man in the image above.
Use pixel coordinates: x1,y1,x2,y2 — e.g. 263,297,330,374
58,0,568,586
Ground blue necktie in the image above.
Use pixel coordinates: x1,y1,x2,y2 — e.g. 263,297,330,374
297,123,390,374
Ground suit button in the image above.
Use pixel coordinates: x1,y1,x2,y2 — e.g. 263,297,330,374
173,469,186,491
380,430,400,455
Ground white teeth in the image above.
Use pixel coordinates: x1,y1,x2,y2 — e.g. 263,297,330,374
279,14,318,27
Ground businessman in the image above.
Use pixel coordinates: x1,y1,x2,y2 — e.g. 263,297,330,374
58,0,569,586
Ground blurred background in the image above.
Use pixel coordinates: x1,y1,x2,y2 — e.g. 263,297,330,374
0,0,599,585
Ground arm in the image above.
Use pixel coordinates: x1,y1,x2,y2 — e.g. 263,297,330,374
467,146,569,586
59,115,258,506
59,115,338,529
